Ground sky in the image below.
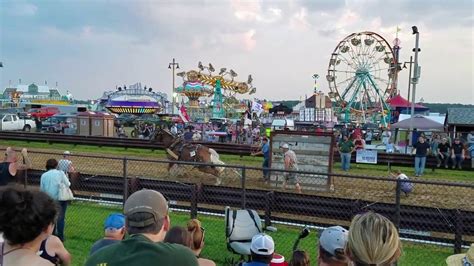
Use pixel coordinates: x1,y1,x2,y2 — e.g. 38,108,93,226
0,0,473,104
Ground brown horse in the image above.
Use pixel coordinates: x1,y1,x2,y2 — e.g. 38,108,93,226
152,128,225,184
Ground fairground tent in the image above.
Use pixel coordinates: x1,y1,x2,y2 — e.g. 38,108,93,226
391,115,444,130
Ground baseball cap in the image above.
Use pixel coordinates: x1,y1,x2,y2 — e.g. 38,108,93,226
124,189,168,228
280,143,289,149
319,226,348,256
63,151,71,155
250,233,274,256
104,213,125,230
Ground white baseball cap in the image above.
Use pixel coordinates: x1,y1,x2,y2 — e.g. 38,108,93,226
250,233,274,256
320,226,348,256
280,143,289,149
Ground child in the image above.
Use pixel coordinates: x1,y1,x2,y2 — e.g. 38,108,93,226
390,170,413,196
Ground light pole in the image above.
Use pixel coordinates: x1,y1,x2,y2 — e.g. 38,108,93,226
403,56,414,114
408,26,421,147
168,58,179,114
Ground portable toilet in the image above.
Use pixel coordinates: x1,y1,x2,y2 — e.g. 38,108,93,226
90,112,115,137
77,111,93,136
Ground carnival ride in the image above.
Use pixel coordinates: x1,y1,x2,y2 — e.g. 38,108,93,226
176,62,256,120
326,31,398,126
100,83,167,114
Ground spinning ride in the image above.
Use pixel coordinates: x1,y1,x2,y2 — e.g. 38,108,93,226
326,31,397,126
176,62,256,120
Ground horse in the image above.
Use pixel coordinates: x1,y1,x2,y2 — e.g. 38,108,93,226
151,128,226,185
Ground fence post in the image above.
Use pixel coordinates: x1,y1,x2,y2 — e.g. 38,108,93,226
454,209,463,254
394,179,401,231
264,191,274,227
190,184,198,219
241,167,246,209
123,157,128,208
23,169,28,189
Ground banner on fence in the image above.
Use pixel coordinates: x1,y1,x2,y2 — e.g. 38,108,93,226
356,149,378,164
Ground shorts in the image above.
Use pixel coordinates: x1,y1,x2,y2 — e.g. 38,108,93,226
285,172,300,184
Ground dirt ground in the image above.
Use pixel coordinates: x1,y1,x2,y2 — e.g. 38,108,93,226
19,147,473,212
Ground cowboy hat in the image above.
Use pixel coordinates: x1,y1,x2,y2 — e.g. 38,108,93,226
446,244,474,266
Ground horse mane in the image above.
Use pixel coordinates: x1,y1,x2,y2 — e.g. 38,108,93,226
161,128,173,137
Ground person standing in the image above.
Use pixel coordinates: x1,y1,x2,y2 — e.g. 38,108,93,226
281,143,301,193
365,130,373,145
1,147,31,187
170,123,178,136
467,131,474,158
353,135,365,151
437,137,451,168
451,138,466,170
412,136,430,177
58,151,75,178
430,134,440,162
382,129,391,145
338,136,355,172
40,159,71,242
251,137,270,181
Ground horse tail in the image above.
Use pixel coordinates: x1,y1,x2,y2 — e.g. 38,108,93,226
208,148,220,160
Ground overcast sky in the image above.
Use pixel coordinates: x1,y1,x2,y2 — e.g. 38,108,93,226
0,0,472,104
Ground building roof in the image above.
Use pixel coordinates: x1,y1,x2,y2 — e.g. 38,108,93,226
305,94,332,108
15,84,51,93
445,108,474,126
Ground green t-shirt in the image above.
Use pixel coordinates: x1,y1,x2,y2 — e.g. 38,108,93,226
86,234,198,266
338,140,355,153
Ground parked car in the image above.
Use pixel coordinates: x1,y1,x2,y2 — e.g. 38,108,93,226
0,113,36,131
41,114,75,133
116,113,137,127
29,107,60,119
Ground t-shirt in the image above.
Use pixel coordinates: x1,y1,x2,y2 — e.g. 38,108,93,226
58,159,72,174
452,142,464,154
467,133,474,145
89,238,121,255
338,140,355,153
365,132,373,141
262,143,270,160
438,143,450,153
414,142,430,157
284,150,298,171
86,234,198,266
0,162,14,186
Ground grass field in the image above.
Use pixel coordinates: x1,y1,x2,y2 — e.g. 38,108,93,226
66,202,453,266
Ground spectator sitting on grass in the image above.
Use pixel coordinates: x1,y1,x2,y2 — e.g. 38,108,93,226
0,188,58,266
318,226,349,266
38,235,72,265
187,219,216,266
243,233,275,266
85,189,198,266
89,213,126,255
164,226,192,247
346,212,402,266
289,250,310,266
390,170,413,196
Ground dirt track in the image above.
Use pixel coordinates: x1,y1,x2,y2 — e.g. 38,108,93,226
22,148,474,212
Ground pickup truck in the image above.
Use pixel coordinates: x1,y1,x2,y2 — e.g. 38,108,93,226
0,113,36,131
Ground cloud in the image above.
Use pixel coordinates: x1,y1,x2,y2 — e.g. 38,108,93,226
6,2,38,16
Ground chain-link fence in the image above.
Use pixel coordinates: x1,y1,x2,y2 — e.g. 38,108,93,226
15,150,474,265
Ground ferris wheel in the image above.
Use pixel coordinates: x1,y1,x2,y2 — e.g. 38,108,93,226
326,31,397,126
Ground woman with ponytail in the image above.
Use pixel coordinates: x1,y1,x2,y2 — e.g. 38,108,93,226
187,219,216,266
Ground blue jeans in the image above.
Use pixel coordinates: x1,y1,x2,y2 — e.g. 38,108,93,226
340,153,351,171
55,200,68,242
452,154,464,169
262,158,270,180
414,156,426,176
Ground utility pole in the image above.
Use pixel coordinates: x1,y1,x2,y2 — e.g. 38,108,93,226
404,56,414,114
408,26,421,147
168,58,179,114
